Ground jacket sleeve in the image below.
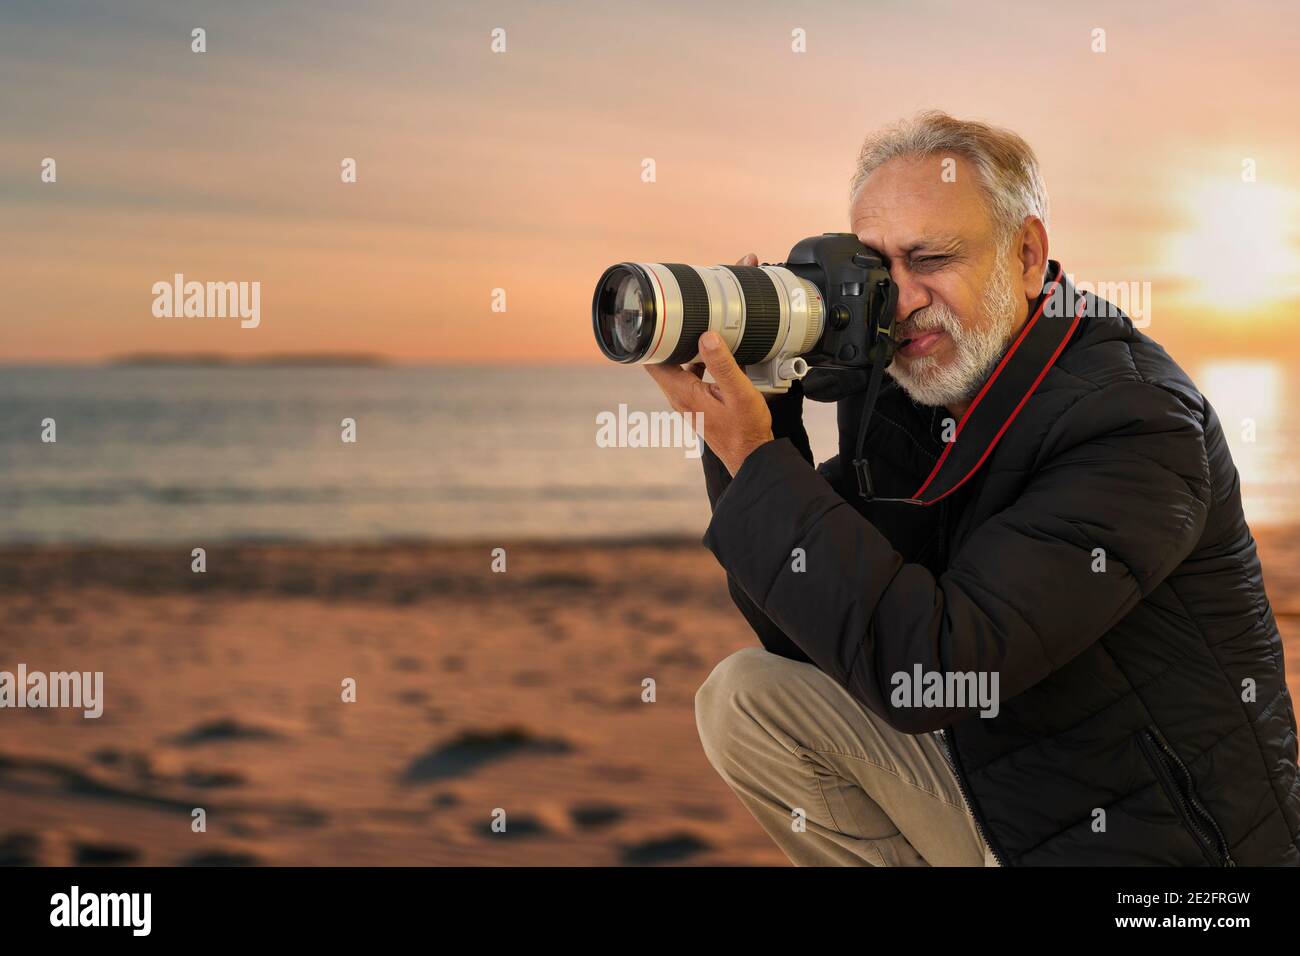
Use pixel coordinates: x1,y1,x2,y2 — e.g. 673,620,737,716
702,381,1212,734
700,380,837,665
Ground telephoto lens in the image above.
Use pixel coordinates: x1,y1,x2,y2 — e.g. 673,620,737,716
592,261,824,392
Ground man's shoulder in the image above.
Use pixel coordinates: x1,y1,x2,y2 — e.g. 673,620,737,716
1042,307,1206,426
1009,309,1213,509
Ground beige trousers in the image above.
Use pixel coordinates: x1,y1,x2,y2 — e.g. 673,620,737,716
695,646,998,867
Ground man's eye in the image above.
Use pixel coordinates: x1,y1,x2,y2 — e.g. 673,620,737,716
912,256,949,269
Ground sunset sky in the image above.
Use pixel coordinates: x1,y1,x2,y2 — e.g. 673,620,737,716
3,0,1299,366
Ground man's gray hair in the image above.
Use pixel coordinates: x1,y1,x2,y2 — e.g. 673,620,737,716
849,110,1050,239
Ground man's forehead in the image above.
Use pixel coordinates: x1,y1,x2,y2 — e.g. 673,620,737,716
851,205,970,255
849,155,988,250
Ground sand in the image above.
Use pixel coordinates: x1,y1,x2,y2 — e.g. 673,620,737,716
1,531,1297,867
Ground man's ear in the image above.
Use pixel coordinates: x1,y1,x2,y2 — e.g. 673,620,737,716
1014,216,1050,300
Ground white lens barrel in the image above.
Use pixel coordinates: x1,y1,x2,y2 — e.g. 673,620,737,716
630,262,823,367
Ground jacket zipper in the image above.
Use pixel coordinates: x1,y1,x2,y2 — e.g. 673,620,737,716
1140,727,1235,866
937,727,1006,866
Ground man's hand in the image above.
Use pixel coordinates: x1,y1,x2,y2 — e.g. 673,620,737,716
645,255,774,476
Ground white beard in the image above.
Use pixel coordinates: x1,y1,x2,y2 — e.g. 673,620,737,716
886,247,1024,409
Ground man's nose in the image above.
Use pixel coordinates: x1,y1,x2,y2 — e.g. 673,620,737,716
891,269,929,324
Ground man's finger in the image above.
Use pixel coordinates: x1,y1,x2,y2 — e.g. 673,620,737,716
690,362,721,398
645,362,717,412
698,331,749,399
644,361,691,393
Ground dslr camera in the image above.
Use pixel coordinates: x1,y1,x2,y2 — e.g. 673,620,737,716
592,233,900,393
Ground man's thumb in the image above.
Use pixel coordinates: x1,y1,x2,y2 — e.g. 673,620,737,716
699,331,744,394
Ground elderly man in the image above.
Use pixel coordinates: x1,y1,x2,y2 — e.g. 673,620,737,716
646,111,1300,866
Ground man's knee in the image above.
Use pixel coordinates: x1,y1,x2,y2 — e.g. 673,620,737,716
695,646,792,764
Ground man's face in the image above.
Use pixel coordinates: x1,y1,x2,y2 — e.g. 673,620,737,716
850,155,1028,411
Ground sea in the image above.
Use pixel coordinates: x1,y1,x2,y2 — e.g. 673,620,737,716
0,362,1293,544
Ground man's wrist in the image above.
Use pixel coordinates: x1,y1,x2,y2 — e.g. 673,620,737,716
725,433,776,477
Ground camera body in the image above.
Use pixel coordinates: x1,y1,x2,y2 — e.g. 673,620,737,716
592,233,899,393
749,233,898,391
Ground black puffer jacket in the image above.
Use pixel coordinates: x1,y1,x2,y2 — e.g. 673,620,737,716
700,260,1300,865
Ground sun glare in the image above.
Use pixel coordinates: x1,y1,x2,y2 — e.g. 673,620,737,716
1198,359,1291,526
1166,179,1300,310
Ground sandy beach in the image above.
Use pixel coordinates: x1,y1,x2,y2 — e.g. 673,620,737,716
2,530,1297,867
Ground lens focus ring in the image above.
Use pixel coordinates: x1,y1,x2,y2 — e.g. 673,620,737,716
661,264,710,365
724,266,781,364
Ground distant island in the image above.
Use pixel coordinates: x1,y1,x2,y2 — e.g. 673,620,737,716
108,352,393,367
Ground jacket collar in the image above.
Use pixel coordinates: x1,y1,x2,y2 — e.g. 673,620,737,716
902,259,1084,505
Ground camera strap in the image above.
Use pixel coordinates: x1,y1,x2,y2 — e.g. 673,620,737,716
851,328,902,501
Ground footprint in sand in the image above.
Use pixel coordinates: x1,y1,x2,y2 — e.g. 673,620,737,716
170,718,282,746
619,833,711,865
476,814,549,838
569,802,626,830
0,832,44,866
401,727,574,784
75,841,142,865
0,831,143,866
